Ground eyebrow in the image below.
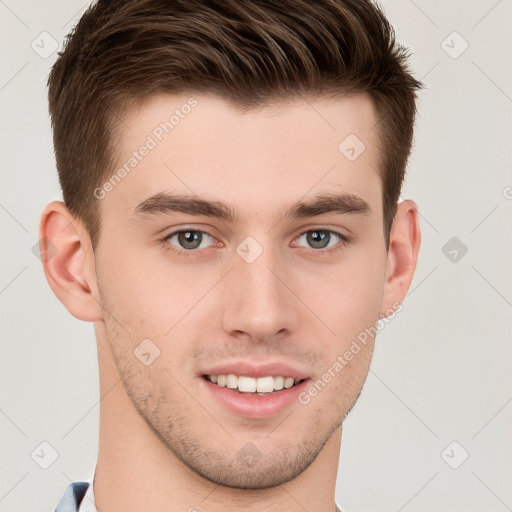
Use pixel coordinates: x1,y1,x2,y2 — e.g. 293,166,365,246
132,191,371,222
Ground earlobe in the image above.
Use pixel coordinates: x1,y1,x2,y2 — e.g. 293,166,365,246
380,200,421,316
39,201,103,322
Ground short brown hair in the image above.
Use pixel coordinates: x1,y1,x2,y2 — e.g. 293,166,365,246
48,0,422,248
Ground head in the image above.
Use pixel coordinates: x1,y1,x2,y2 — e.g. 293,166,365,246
41,0,421,490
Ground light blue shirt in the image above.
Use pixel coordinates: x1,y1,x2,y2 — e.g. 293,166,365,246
54,482,90,512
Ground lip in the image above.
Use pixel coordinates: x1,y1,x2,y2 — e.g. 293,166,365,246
201,376,311,419
200,361,309,380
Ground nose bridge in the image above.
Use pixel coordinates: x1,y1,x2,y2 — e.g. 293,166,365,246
222,235,297,341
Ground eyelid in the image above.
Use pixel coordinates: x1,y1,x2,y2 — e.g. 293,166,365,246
295,225,349,240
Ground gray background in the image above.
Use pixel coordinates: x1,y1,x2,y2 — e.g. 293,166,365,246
1,1,511,511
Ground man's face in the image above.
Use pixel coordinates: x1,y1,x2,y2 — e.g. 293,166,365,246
93,93,388,488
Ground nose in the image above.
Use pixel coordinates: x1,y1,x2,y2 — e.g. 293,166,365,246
221,239,299,343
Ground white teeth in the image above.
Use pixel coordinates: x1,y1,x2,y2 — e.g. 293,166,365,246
226,374,238,389
206,374,304,393
256,376,275,393
238,376,256,392
284,377,295,389
274,376,284,390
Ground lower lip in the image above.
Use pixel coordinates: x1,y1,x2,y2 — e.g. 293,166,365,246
201,377,310,419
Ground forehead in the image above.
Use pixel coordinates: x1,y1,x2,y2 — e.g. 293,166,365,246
104,92,382,221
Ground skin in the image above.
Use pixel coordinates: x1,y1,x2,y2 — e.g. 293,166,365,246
40,93,420,512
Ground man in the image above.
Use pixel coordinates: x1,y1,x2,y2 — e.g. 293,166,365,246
40,0,422,510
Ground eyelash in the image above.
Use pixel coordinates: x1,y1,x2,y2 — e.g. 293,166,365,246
160,227,349,259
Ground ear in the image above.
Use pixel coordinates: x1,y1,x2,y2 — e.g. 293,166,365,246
380,199,421,316
38,201,103,322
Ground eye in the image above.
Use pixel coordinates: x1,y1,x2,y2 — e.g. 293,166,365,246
162,228,216,257
160,227,349,260
294,229,347,253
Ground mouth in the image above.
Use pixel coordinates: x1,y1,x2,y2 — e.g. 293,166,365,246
200,373,311,419
202,374,307,396
198,361,311,418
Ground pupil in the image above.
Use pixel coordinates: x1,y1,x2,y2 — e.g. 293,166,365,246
308,230,329,249
179,231,201,249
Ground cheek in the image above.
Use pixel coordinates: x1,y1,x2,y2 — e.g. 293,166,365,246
314,251,385,324
300,248,386,368
96,246,217,351
95,246,161,329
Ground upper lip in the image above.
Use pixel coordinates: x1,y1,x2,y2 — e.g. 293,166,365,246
201,361,309,380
